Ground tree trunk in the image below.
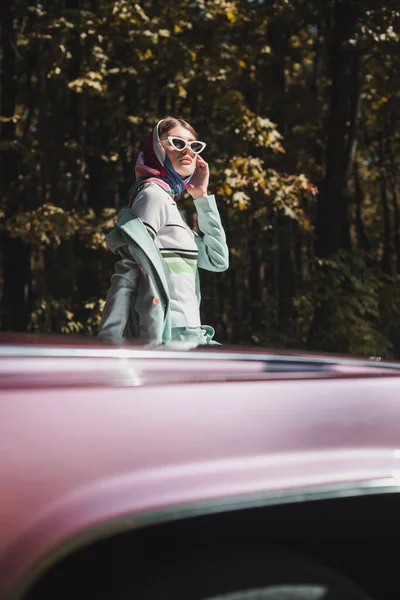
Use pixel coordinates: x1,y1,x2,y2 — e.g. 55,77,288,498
392,181,400,273
315,0,362,258
277,216,296,335
353,160,370,253
249,217,262,341
268,20,296,332
380,175,393,275
388,133,400,273
379,133,394,275
0,0,31,331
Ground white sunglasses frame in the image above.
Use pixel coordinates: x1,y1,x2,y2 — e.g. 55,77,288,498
162,136,206,155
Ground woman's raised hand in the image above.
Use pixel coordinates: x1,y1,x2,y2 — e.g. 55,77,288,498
187,155,210,199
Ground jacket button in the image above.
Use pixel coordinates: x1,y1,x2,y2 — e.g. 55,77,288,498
153,297,160,305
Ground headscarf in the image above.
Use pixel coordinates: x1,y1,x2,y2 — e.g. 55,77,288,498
128,120,193,206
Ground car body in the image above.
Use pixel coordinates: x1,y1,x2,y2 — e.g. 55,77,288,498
1,333,400,600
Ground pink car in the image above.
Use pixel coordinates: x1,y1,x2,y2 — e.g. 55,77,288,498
1,333,400,600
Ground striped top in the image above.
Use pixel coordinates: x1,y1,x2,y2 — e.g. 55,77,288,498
132,183,201,328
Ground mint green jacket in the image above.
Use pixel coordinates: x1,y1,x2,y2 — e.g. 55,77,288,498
99,194,229,344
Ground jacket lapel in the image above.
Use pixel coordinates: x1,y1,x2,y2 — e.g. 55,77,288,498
116,208,170,294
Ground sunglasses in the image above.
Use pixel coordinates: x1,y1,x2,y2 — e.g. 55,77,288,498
161,136,206,155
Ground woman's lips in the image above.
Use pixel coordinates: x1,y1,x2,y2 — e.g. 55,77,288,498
180,157,192,164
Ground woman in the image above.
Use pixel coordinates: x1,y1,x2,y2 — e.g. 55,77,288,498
99,116,229,345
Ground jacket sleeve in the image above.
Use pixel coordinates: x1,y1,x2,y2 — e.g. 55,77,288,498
98,246,141,340
194,195,229,272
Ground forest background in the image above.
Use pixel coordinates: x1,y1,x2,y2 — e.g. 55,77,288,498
0,0,399,357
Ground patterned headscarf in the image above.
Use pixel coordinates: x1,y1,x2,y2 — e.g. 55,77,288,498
129,120,193,206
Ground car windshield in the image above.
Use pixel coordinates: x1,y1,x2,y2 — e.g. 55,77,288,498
1,1,398,363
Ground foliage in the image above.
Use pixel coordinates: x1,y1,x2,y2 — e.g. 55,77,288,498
300,251,394,359
29,297,84,335
1,0,400,358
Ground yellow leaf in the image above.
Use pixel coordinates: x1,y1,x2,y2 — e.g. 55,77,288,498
178,85,187,98
226,11,236,23
224,184,233,196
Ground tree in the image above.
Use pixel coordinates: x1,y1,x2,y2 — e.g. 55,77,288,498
1,0,399,358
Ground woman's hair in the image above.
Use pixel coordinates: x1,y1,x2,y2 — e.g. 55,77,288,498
158,116,198,139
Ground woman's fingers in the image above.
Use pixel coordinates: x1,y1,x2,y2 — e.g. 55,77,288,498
196,155,208,168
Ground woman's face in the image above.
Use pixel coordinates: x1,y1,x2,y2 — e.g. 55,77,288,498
160,124,197,178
